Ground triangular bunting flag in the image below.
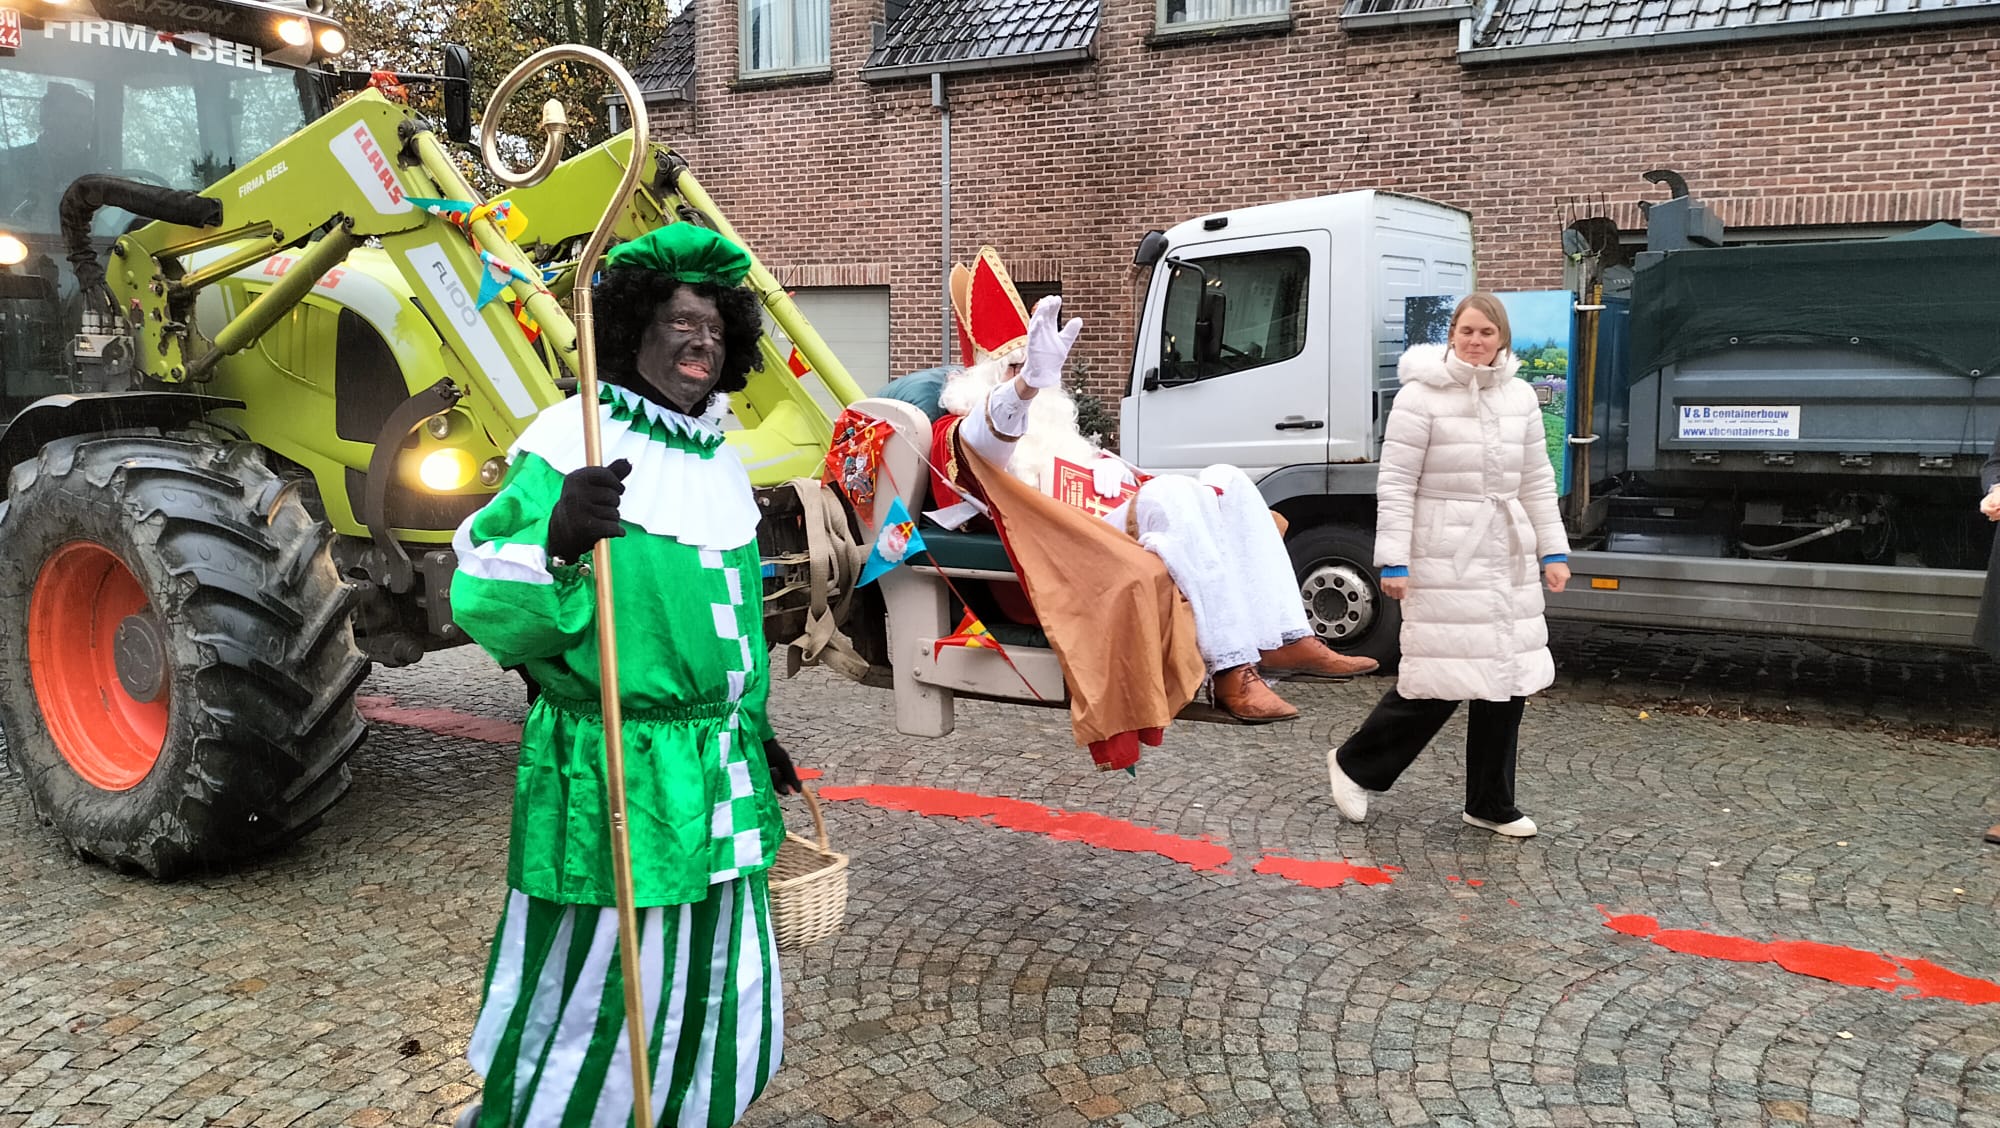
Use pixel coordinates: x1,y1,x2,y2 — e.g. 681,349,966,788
406,196,473,223
859,498,925,586
475,262,511,309
474,199,528,242
925,597,1043,703
476,250,543,310
509,298,542,345
933,609,999,658
823,408,893,513
405,197,530,244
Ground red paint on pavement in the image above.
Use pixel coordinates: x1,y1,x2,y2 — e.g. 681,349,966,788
816,785,1232,873
348,697,1996,1011
1251,854,1397,888
1602,912,2000,1005
357,696,522,745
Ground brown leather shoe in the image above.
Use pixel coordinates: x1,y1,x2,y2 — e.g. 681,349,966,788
1259,636,1379,681
1985,823,2000,845
1212,665,1299,723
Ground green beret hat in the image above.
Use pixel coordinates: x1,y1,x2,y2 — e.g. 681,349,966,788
603,224,752,286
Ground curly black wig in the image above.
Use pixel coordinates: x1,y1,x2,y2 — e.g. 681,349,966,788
592,265,765,413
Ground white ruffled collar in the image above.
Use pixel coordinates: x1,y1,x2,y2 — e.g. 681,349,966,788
509,388,759,551
600,381,730,447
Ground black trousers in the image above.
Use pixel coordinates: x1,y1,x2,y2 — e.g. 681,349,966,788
1333,688,1526,823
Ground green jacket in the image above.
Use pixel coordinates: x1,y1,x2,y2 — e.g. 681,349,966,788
453,384,782,907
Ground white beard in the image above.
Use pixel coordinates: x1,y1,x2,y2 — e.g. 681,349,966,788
940,355,1118,493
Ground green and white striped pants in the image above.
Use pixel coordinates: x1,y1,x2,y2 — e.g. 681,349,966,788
467,874,783,1127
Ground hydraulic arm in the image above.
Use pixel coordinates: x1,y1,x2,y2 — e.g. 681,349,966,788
82,90,861,473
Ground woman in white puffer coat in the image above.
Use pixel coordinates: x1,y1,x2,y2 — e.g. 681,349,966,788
1326,293,1571,837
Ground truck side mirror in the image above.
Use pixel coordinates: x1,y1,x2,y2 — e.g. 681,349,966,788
1133,230,1168,268
442,44,474,145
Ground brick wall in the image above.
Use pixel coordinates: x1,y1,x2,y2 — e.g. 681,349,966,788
648,1,2000,402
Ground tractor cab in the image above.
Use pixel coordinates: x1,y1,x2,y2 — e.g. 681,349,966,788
0,0,341,413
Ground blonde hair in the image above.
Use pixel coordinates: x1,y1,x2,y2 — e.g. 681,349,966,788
1450,292,1512,357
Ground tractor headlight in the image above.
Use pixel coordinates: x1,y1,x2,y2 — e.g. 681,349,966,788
425,413,454,440
418,448,478,492
318,26,347,55
479,457,508,487
277,17,311,46
0,233,26,267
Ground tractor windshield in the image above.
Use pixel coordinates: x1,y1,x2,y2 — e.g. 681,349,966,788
1,20,321,233
0,18,324,411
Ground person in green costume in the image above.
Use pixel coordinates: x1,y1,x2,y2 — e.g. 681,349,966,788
451,224,802,1127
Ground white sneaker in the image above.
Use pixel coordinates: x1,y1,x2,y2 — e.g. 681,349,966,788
1462,812,1537,837
1327,751,1369,822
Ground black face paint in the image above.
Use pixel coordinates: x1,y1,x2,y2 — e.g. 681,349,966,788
632,288,727,414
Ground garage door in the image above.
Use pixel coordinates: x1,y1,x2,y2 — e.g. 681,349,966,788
785,286,891,395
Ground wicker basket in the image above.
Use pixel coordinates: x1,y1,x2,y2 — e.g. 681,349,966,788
767,785,849,951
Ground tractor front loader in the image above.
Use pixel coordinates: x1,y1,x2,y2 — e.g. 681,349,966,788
0,0,869,876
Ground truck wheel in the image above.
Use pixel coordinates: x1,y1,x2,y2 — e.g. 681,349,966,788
0,434,369,878
1286,523,1401,671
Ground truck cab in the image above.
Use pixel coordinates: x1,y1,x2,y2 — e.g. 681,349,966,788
1119,192,1473,478
1118,192,1474,663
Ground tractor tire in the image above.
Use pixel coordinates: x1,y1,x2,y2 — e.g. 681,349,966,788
0,433,369,878
1286,522,1402,673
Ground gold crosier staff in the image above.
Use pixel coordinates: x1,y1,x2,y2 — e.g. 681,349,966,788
480,47,661,1127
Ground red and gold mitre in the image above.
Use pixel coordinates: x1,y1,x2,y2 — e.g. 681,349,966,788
949,246,1031,366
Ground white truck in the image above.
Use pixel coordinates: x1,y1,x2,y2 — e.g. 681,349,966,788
1117,185,1991,669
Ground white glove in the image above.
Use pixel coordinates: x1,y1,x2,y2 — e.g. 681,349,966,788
1091,456,1128,499
1018,295,1082,389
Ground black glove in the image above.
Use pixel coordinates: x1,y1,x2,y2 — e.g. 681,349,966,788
507,664,543,706
763,737,803,796
546,459,631,564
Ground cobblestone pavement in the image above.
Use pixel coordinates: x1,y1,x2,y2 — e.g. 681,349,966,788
3,631,1998,1128
1543,624,2000,737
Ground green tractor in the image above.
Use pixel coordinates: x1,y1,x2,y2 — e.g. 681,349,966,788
0,0,869,876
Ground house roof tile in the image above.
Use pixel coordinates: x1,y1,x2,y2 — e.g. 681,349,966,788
631,3,697,103
864,0,1099,74
1476,0,2000,50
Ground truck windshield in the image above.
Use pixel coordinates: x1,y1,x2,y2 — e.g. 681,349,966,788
0,19,319,237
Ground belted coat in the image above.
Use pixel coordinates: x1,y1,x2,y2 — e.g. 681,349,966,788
1374,343,1570,701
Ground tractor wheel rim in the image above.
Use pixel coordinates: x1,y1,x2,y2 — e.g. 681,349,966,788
28,542,169,790
1301,560,1376,644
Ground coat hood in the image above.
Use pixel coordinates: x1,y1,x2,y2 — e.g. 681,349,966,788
1398,342,1521,389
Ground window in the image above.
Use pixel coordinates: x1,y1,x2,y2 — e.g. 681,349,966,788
1158,248,1308,384
123,82,201,190
741,0,829,77
1159,0,1288,31
1015,280,1061,312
